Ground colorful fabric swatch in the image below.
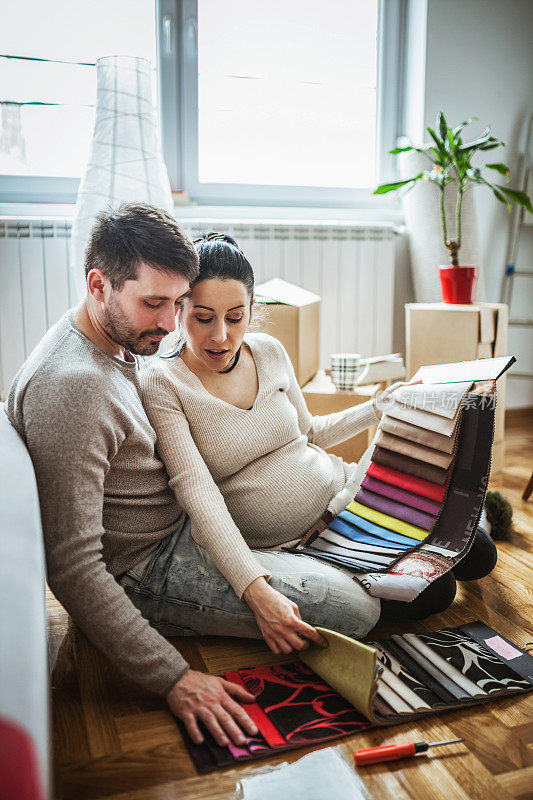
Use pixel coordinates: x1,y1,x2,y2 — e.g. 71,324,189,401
386,402,460,436
366,461,447,502
294,381,496,603
392,381,471,418
355,487,436,530
372,446,451,485
352,396,494,599
346,501,429,541
375,429,455,469
237,662,370,743
225,670,287,747
319,529,402,559
404,399,489,560
380,414,458,453
296,546,394,573
305,531,402,571
227,740,251,760
361,476,441,515
337,510,420,546
328,515,413,549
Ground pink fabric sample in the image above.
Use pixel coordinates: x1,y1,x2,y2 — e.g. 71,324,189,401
362,476,441,515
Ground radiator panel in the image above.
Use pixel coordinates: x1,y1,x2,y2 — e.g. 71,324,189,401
0,217,397,398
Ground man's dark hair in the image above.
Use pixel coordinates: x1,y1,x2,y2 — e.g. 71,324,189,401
84,202,199,289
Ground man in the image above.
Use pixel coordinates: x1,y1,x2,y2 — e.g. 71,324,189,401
5,203,259,748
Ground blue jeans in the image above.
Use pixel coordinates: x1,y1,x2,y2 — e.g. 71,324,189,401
119,519,381,640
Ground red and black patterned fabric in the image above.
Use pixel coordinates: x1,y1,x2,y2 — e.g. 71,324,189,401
180,622,533,774
236,662,370,743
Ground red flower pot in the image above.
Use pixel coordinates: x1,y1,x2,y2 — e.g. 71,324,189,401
439,265,478,304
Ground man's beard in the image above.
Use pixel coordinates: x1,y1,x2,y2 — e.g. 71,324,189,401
102,294,169,356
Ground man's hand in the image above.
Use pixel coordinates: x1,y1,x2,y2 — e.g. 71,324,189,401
167,670,258,746
243,577,328,655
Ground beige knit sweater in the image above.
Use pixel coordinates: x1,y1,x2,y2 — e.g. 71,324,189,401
140,333,379,599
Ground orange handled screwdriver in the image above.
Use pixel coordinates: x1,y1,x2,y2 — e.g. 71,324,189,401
354,737,464,766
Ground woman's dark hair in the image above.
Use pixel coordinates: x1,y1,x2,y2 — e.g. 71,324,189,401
159,232,254,358
193,232,254,298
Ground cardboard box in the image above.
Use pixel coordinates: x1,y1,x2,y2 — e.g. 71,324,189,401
302,371,383,465
405,302,509,472
255,278,320,387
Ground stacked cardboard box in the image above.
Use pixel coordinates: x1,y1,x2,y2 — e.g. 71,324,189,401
405,302,509,473
302,372,383,465
254,279,320,387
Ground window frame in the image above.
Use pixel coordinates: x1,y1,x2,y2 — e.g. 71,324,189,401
0,3,161,205
0,0,406,206
0,175,80,205
164,0,406,208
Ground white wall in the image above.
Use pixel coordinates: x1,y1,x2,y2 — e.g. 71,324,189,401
423,0,533,406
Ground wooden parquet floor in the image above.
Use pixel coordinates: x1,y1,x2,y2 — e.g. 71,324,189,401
48,409,533,800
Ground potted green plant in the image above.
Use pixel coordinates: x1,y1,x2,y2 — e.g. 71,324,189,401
374,112,533,303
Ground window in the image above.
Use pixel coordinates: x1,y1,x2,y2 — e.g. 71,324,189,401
0,0,157,203
197,0,378,188
1,0,404,206
164,0,405,207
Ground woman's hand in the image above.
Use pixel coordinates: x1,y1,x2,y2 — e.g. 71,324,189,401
243,577,328,655
373,379,422,420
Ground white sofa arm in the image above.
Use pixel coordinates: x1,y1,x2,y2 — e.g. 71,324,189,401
0,405,49,799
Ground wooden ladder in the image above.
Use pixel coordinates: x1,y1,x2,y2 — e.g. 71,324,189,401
500,112,533,380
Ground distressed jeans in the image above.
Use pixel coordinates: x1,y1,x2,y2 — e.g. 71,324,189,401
119,518,381,640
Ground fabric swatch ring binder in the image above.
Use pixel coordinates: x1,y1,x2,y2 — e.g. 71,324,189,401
182,621,533,773
287,356,516,603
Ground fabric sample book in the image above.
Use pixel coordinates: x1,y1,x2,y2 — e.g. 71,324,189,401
182,622,533,773
291,357,515,603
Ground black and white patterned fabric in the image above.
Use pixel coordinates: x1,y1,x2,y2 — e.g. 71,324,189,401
371,642,442,708
418,628,532,694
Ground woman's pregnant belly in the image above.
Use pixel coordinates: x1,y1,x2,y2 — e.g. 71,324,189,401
218,440,347,548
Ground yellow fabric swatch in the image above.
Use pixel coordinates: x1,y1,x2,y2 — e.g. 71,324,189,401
301,627,378,720
346,501,429,541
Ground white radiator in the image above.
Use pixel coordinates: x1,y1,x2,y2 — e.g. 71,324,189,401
0,216,397,398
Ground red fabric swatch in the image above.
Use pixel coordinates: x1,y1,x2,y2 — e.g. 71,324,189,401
225,670,287,747
367,461,447,502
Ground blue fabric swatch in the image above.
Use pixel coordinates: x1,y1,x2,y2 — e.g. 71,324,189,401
335,512,418,547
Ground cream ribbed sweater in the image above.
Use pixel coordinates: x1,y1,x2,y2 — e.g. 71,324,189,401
140,333,379,598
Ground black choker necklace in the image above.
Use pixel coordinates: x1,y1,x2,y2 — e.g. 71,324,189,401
217,345,242,374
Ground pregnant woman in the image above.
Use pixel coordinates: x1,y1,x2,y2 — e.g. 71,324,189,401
124,234,495,659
